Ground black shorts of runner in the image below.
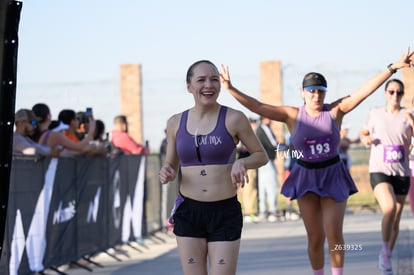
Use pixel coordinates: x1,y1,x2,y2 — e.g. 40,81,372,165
173,194,243,242
370,172,410,195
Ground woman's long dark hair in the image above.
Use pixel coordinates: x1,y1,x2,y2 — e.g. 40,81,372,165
31,103,50,142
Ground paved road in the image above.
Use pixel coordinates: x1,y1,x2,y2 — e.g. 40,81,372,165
60,209,414,275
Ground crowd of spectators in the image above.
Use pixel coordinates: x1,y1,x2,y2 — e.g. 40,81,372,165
12,102,148,158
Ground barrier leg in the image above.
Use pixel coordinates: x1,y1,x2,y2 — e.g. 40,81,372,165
82,255,104,268
70,260,93,272
104,248,123,262
43,266,68,275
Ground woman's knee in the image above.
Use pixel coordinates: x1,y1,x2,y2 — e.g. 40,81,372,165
379,200,397,216
392,220,400,232
308,233,325,250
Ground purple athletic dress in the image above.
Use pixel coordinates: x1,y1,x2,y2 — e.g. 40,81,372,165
281,105,357,202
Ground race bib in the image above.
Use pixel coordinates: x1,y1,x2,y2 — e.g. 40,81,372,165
304,135,333,160
383,145,404,163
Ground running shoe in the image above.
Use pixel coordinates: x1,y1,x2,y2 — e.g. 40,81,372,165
378,252,393,275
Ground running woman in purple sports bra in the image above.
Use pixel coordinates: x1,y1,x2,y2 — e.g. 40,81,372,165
360,78,414,274
221,49,414,275
159,60,267,275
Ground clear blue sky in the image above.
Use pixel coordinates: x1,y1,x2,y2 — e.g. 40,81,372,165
15,0,414,151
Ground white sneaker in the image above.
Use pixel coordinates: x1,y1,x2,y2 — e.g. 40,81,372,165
243,215,253,223
378,253,393,275
288,212,300,221
253,214,266,223
267,214,278,223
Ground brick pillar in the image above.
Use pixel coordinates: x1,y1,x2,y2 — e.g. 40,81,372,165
402,67,414,108
120,64,144,144
260,61,284,143
260,61,286,190
260,61,284,142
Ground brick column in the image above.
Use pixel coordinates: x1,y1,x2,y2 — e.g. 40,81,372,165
120,64,144,144
260,61,284,142
260,61,286,191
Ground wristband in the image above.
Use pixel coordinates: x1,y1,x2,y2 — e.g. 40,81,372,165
387,63,397,74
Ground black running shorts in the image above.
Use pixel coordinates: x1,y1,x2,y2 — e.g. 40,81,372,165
173,195,242,242
370,172,410,195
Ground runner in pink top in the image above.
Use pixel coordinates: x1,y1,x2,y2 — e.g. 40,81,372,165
360,78,414,275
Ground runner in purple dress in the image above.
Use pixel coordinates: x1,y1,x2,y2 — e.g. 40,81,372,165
220,49,414,275
360,78,414,275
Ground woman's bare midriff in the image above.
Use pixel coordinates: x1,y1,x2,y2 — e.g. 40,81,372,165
179,164,237,201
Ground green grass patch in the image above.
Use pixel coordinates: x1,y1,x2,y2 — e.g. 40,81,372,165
346,192,377,210
277,192,380,212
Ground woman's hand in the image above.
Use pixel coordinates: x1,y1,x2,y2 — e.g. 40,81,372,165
220,64,232,90
87,116,96,138
393,47,414,70
159,164,176,184
230,159,249,189
361,133,380,146
363,135,374,146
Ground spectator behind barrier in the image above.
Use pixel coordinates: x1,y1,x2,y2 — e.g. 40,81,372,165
75,111,89,141
32,103,99,157
13,109,61,157
59,108,107,156
110,115,148,155
48,120,69,133
93,119,106,141
91,119,111,156
58,109,81,143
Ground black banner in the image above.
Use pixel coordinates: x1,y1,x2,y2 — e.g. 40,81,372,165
0,154,146,275
0,1,23,261
75,156,109,258
44,158,77,268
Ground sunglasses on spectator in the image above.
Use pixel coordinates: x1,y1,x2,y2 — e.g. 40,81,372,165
29,120,37,126
387,90,404,96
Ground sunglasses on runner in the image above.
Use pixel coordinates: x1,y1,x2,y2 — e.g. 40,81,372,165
304,85,327,93
387,90,404,97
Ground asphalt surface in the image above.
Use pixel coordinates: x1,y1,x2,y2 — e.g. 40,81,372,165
54,209,414,275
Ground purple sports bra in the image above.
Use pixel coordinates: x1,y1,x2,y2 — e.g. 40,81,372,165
176,106,236,167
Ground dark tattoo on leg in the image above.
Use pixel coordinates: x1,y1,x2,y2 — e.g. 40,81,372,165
188,258,196,264
218,259,226,265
